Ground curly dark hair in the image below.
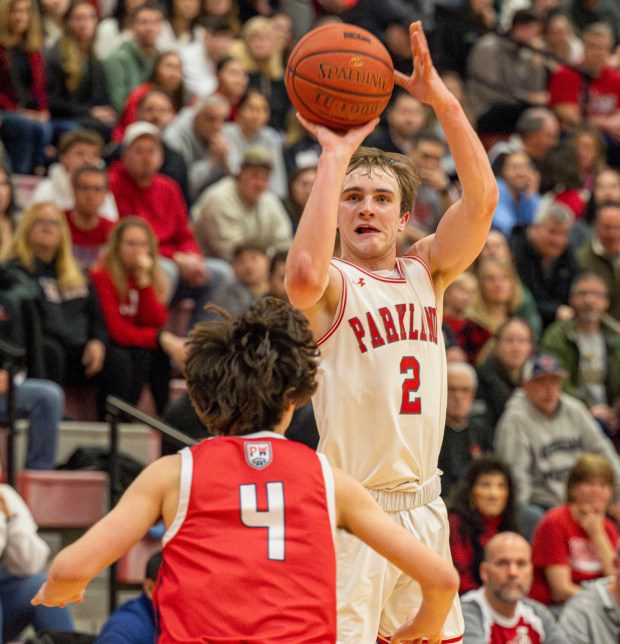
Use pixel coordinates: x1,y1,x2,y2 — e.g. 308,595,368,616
448,456,519,587
185,297,319,437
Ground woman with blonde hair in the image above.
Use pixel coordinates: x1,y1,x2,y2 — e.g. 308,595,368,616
228,15,288,130
0,0,63,173
46,0,117,140
8,201,108,392
90,217,186,415
455,257,541,363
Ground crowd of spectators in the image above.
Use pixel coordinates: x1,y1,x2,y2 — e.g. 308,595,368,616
0,0,619,640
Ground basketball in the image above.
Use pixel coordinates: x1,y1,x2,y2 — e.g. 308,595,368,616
285,23,394,131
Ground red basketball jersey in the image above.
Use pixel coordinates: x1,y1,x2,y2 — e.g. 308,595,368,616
153,431,337,643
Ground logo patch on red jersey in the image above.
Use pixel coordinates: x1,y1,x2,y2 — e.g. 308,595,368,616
245,442,272,469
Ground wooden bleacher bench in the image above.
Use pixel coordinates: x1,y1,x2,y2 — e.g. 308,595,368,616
16,470,108,529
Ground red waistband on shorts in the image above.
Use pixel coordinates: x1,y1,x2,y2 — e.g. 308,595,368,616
377,635,463,644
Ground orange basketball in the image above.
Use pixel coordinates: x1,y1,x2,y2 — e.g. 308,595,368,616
286,23,394,131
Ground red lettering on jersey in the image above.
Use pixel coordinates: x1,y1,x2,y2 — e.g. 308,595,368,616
379,307,399,344
348,317,368,353
395,303,407,341
408,303,418,340
424,306,438,344
419,309,427,342
366,312,386,348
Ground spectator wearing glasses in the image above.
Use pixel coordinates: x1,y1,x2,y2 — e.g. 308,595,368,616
541,272,620,435
66,165,114,269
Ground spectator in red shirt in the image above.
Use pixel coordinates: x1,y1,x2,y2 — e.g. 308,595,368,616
66,165,114,270
91,217,187,415
530,453,619,606
549,22,620,164
448,456,519,595
108,121,232,327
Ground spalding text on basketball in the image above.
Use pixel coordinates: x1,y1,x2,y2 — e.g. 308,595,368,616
317,63,387,90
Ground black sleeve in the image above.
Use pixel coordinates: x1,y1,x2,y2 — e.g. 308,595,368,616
86,280,109,344
45,47,91,119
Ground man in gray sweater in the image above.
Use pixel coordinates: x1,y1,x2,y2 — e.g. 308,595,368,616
494,354,620,538
462,532,566,643
559,540,620,644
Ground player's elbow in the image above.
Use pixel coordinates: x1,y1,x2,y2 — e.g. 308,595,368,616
284,257,326,310
434,565,460,597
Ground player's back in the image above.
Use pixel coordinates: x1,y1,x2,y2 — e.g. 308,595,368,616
153,431,337,643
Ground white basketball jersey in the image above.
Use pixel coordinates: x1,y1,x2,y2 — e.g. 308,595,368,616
313,256,447,491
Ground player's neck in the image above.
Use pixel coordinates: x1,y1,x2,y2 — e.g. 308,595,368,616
340,249,398,274
484,587,517,619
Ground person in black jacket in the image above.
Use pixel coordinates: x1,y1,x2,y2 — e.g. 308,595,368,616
510,199,580,328
46,0,117,140
476,317,535,429
8,201,108,389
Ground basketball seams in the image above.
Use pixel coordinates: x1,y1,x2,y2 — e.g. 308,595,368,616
288,70,393,99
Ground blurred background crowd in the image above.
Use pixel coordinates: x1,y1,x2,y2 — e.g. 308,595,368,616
0,0,620,641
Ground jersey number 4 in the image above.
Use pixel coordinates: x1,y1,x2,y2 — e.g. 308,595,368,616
239,482,285,561
400,356,421,414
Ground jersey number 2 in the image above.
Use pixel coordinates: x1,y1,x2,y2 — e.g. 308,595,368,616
239,482,285,561
400,356,421,414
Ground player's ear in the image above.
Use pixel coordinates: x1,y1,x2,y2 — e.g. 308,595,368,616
398,211,410,232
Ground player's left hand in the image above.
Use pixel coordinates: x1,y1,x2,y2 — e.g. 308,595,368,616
31,582,85,608
394,22,452,109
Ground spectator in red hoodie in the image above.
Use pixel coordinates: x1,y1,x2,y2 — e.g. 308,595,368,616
91,217,187,415
108,121,232,327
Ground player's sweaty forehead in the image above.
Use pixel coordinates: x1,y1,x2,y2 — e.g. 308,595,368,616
341,167,401,198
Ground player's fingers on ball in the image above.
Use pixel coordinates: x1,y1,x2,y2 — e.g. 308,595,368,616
393,70,409,87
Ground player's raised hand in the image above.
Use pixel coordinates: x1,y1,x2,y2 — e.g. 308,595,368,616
394,22,452,109
296,112,379,158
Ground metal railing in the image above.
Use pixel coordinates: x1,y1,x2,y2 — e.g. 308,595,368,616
104,395,197,613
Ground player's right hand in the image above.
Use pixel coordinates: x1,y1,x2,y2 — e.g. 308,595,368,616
295,112,379,158
390,613,444,644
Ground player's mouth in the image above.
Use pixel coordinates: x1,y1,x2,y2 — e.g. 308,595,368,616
355,225,380,235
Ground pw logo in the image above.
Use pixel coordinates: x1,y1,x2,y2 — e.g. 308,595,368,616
353,278,365,287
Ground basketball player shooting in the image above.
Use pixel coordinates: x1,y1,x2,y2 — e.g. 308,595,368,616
285,22,498,644
31,298,458,644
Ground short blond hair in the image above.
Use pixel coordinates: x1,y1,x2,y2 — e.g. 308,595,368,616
566,453,615,502
347,147,420,217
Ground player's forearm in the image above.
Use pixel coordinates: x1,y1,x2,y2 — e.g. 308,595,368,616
432,95,497,217
285,151,347,308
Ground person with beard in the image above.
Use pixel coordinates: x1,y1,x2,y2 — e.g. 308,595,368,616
461,532,566,643
541,272,620,435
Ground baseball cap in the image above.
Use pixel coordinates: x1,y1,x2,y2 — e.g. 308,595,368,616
241,146,274,170
522,354,567,384
123,121,161,147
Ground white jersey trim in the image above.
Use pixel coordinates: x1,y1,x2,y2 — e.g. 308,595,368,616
162,447,193,547
317,452,337,542
401,254,433,288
